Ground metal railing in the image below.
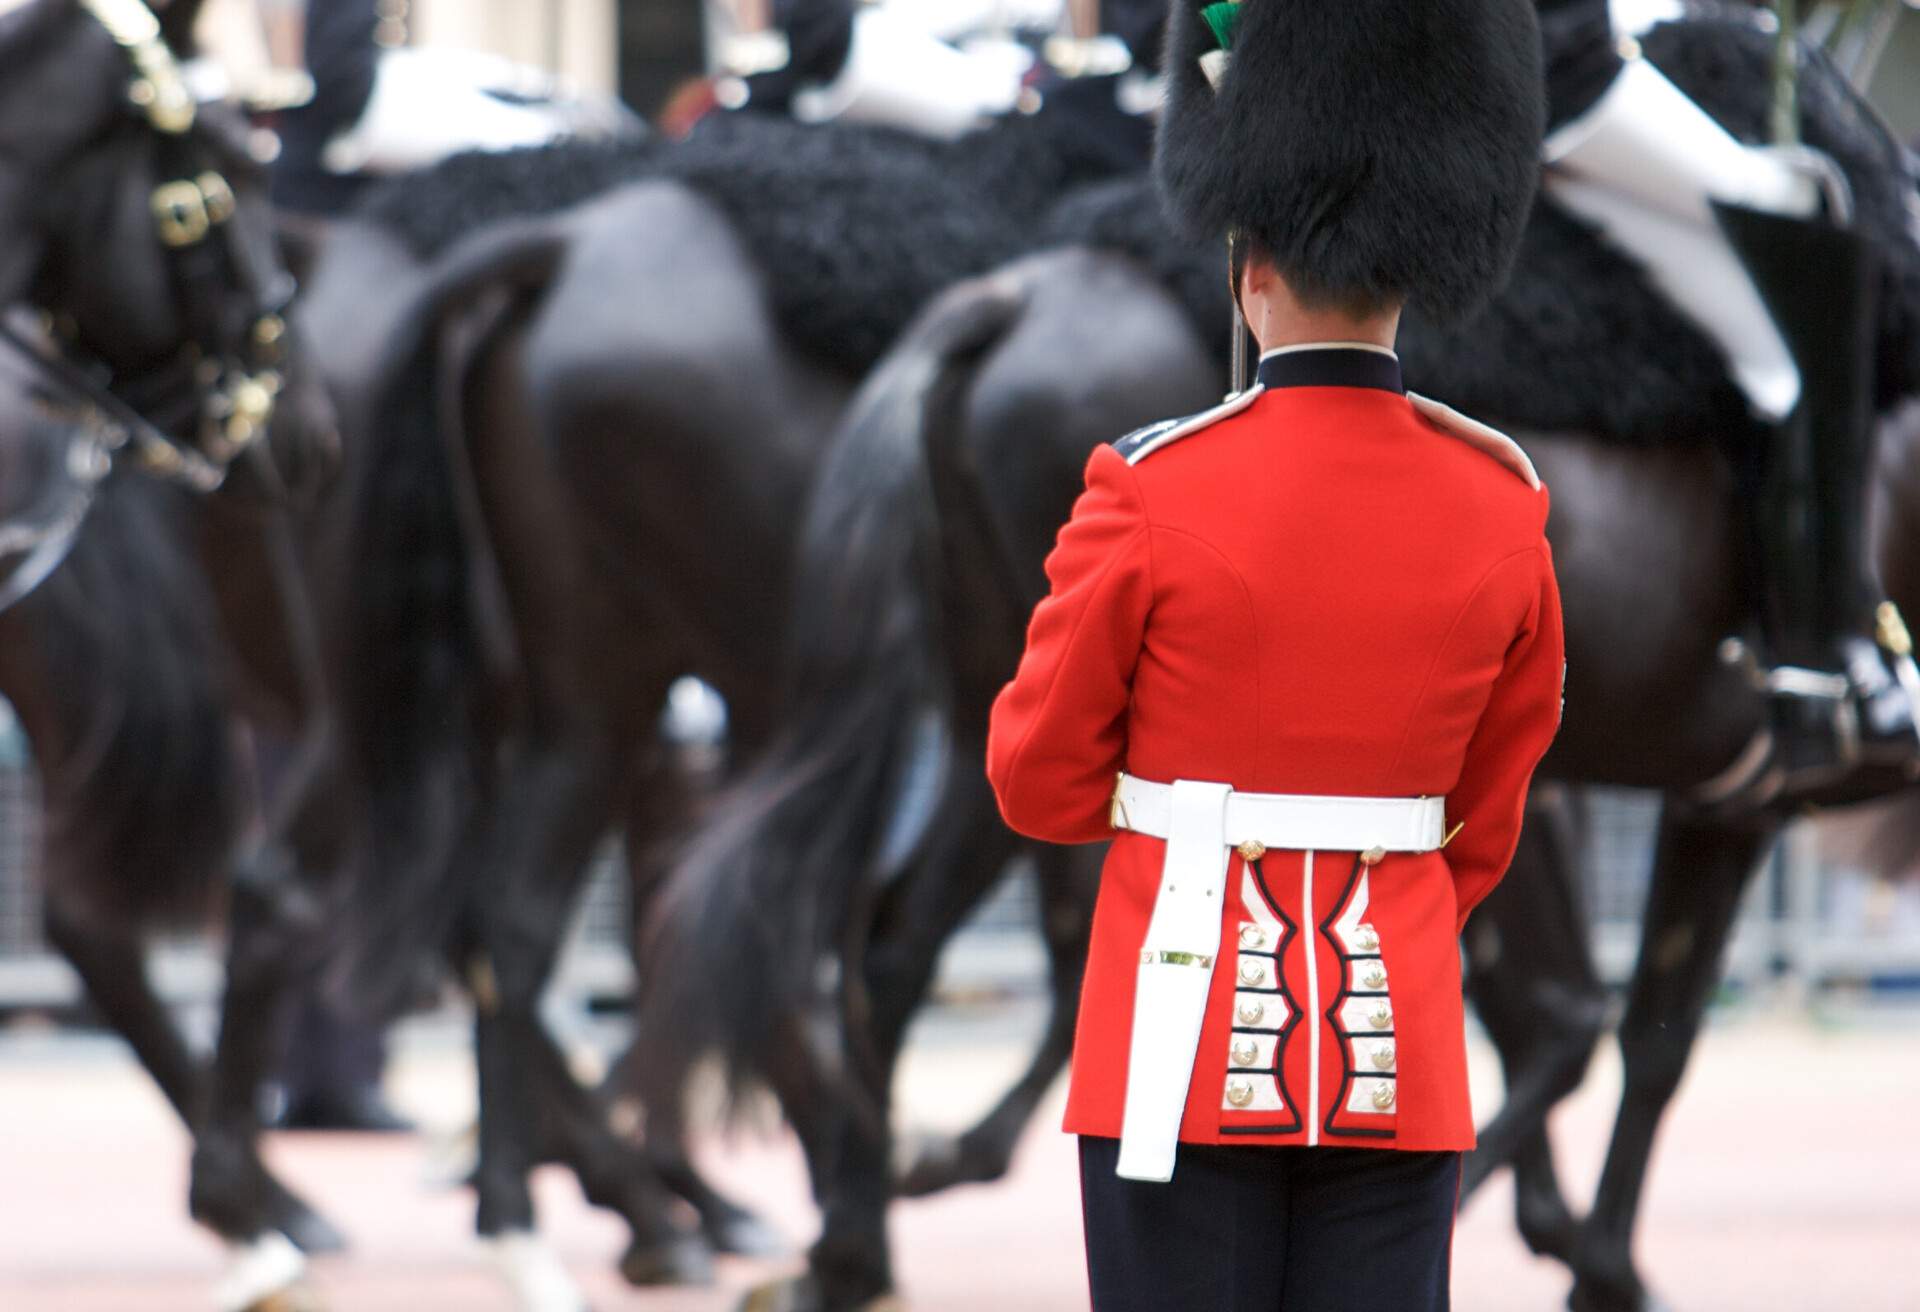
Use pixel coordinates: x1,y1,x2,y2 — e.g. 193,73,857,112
3,702,1918,1016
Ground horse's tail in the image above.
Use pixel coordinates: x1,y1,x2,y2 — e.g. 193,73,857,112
338,222,567,1009
639,273,1029,1113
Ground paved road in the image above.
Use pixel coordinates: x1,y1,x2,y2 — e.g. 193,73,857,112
2,1002,1917,1311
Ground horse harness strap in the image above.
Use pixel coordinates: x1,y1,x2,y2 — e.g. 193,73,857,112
0,317,223,493
79,0,196,135
0,377,115,616
0,468,103,617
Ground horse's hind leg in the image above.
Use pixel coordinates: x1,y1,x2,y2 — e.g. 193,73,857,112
599,750,786,1260
1461,788,1607,1261
1567,809,1773,1312
893,838,1096,1198
466,732,708,1307
514,1011,731,1285
772,757,1022,1312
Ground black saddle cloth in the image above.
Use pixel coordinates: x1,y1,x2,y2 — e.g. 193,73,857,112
355,106,1139,375
357,18,1920,445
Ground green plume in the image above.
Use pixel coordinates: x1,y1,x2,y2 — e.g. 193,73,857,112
1200,1,1241,52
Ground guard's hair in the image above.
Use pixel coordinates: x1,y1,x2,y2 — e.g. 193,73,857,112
1155,0,1546,324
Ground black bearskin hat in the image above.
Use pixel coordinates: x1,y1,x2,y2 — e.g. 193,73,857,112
1155,0,1545,322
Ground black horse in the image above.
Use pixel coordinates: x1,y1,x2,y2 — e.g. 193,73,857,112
0,0,350,1305
325,100,1157,1305
2,9,772,1301
638,19,1920,1312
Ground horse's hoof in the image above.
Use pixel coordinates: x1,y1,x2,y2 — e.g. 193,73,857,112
893,1130,1004,1198
216,1232,314,1312
619,1231,715,1287
485,1229,590,1312
736,1274,902,1312
701,1206,786,1258
1568,1278,1673,1312
243,1291,324,1312
893,1133,964,1198
266,1183,348,1256
1515,1197,1580,1264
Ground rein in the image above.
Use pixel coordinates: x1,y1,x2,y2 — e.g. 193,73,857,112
0,435,108,615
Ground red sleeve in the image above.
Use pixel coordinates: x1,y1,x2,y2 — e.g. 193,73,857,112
986,444,1153,844
1445,537,1565,932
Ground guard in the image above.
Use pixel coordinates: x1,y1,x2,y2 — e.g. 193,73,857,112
985,3,1559,1308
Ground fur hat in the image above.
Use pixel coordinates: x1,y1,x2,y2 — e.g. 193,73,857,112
1154,0,1545,322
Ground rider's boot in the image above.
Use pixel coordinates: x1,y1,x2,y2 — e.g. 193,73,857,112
1540,40,1918,772
1713,200,1920,774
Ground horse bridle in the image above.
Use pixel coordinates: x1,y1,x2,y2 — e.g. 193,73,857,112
0,0,294,615
2,0,290,495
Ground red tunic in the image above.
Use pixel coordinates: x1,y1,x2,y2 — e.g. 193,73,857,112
986,346,1564,1152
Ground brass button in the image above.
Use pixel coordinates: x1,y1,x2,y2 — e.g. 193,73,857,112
1238,961,1265,987
1371,1043,1395,1071
1364,965,1388,990
1361,845,1386,866
1236,999,1266,1026
1236,840,1267,862
1230,1039,1260,1067
1226,1079,1255,1108
1371,1083,1396,1111
1356,924,1380,952
1239,925,1267,950
1368,1005,1393,1031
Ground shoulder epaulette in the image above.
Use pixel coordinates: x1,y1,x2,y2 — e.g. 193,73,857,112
1109,386,1265,466
1407,393,1540,489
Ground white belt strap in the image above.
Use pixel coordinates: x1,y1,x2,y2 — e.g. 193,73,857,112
1116,779,1231,1182
1111,774,1446,1182
1111,773,1447,854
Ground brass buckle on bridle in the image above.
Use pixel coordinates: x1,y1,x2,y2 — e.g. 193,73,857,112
152,172,236,248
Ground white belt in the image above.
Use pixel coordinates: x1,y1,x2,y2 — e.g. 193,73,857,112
1110,773,1446,1183
1110,773,1449,855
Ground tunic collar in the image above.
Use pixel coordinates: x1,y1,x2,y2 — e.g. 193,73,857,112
1254,342,1404,395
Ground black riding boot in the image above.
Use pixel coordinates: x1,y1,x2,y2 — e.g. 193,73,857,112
1714,199,1918,775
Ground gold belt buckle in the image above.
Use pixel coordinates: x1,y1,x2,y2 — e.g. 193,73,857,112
1139,949,1214,968
1109,771,1131,830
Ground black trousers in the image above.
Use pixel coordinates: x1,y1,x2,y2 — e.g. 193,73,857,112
1078,1137,1461,1312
